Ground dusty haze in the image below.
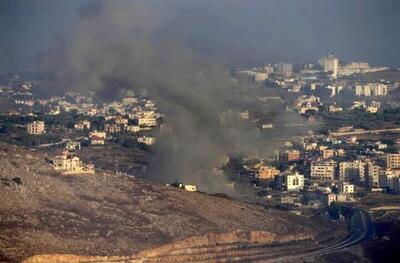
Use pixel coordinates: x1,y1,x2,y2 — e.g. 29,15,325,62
42,1,307,192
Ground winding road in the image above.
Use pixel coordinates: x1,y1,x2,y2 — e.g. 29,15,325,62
264,209,375,262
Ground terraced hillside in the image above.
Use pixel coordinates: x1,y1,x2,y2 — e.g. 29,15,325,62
0,143,343,262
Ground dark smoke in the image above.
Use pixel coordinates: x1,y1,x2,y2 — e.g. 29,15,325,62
45,1,307,193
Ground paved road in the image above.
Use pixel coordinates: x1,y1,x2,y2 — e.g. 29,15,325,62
330,127,400,137
264,209,374,262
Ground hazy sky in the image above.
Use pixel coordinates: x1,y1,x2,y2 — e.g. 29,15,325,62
1,0,400,70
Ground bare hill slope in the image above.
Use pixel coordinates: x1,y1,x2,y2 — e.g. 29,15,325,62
0,143,335,262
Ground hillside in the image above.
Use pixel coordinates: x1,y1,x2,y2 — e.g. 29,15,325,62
0,143,341,262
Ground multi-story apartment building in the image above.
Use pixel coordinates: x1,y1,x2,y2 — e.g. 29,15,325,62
319,55,339,78
355,83,388,97
366,161,381,188
27,121,45,135
311,161,336,181
339,160,366,183
136,111,157,127
386,153,400,169
284,173,304,191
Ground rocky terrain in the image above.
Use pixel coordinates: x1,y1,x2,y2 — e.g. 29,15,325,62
0,143,343,262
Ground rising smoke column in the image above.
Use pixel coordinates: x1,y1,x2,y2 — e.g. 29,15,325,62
46,1,307,193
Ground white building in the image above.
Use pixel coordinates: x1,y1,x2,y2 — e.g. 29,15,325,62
74,120,91,131
319,55,339,78
355,83,388,97
65,141,81,150
136,111,157,127
126,125,140,133
184,185,197,192
52,152,94,175
138,136,156,145
338,182,354,194
284,173,304,191
27,121,45,135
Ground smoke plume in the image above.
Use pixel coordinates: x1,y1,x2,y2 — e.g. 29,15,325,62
46,1,307,193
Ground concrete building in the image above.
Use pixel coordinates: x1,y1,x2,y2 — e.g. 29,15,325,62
254,165,280,180
279,149,301,163
89,131,106,145
126,125,140,133
338,182,354,194
319,55,339,78
138,136,156,145
322,193,352,206
114,116,129,125
386,153,400,169
275,62,293,75
65,141,81,150
366,161,381,188
254,72,268,83
379,169,400,190
27,121,45,135
52,152,94,175
74,120,91,131
137,111,157,127
104,123,122,133
284,173,304,191
311,161,336,181
184,185,197,192
322,149,335,159
355,83,388,97
339,160,366,183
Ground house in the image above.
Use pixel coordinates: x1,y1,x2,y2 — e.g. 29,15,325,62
65,141,81,150
338,182,355,194
90,135,105,145
255,165,280,180
52,151,94,175
74,120,91,131
126,125,140,133
184,185,197,192
89,131,106,145
104,123,122,133
170,182,197,192
89,131,106,139
138,136,156,145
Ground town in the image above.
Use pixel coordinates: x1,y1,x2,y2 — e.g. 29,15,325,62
3,1,400,262
1,55,400,218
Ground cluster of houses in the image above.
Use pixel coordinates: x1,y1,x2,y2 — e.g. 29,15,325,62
20,90,160,146
1,86,162,175
233,124,400,208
